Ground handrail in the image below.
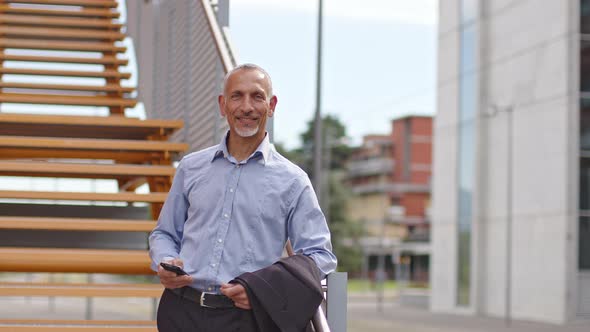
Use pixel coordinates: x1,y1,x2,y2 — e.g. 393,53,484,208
200,0,236,73
286,241,331,332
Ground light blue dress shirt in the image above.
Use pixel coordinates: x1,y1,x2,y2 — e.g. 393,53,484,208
149,132,337,293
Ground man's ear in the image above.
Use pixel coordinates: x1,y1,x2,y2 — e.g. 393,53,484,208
218,95,226,117
268,95,278,117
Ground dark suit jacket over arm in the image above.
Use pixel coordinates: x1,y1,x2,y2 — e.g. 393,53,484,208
231,255,324,332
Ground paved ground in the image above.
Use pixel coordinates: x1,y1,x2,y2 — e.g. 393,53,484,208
2,294,590,331
347,292,590,332
1,273,589,331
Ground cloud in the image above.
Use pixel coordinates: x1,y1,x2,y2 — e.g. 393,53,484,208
231,0,438,25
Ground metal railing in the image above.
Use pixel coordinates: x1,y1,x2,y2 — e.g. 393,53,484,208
347,157,394,177
200,0,237,73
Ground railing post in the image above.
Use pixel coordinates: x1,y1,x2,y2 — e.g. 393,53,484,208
326,272,347,332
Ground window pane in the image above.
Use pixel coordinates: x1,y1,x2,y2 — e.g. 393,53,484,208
582,0,590,34
581,105,590,150
580,159,590,210
461,0,478,24
457,0,478,306
580,41,590,91
580,217,590,269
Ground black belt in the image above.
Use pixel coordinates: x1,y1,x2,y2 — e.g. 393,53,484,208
170,286,235,309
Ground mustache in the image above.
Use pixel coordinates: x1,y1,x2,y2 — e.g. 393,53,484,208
236,115,259,120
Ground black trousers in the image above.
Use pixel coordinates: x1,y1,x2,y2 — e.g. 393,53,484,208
157,288,258,332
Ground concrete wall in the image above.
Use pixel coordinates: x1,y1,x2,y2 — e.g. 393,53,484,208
433,0,579,323
347,193,390,224
431,0,460,313
479,0,573,323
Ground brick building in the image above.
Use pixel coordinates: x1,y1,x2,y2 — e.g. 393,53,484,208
346,115,432,283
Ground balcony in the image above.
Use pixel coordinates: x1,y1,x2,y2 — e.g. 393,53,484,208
387,205,405,221
352,181,430,195
404,227,430,242
347,157,394,177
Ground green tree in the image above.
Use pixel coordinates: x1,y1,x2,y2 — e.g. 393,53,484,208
278,115,363,273
295,114,353,174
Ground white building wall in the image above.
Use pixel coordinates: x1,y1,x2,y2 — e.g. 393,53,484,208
434,0,578,323
126,0,229,154
431,0,461,313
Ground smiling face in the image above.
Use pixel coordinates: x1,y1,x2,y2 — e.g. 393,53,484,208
218,68,277,141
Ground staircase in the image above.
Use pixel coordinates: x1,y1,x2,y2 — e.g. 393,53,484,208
0,1,187,330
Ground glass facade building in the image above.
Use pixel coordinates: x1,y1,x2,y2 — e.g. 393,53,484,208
581,0,590,270
457,0,478,306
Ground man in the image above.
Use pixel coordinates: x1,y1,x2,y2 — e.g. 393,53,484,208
149,63,337,331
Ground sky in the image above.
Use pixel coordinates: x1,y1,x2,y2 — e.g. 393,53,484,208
229,0,438,149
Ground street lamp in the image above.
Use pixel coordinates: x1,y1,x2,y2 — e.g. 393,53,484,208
313,0,324,205
484,104,514,327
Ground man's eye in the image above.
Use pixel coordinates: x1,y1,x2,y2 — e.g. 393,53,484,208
231,95,240,100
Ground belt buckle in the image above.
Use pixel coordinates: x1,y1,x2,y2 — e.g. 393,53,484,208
200,291,216,308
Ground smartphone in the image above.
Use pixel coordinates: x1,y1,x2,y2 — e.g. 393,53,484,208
160,262,189,276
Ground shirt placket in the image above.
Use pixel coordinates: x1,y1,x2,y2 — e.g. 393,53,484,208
206,162,243,291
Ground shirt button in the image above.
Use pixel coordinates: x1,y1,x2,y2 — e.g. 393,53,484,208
236,165,240,168
211,263,216,267
208,287,213,291
229,188,234,193
218,239,222,243
223,213,228,218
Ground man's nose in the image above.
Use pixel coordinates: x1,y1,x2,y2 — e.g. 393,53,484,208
239,97,255,112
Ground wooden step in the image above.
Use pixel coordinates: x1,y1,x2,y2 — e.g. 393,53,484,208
0,26,125,41
0,5,120,18
0,320,156,332
0,113,184,140
0,82,134,93
0,282,162,297
0,39,126,53
0,135,187,154
0,190,167,203
0,53,128,66
0,216,154,232
0,161,175,179
0,67,130,79
4,0,119,8
0,247,153,274
0,14,123,29
0,136,186,163
0,93,137,108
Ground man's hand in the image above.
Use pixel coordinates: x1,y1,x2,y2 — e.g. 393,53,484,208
157,258,193,289
220,283,251,310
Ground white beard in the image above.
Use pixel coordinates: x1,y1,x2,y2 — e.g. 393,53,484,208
235,125,259,137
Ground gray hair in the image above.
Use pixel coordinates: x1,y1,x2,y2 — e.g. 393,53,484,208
222,63,274,98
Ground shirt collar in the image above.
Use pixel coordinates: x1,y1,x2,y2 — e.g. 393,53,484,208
212,131,271,165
